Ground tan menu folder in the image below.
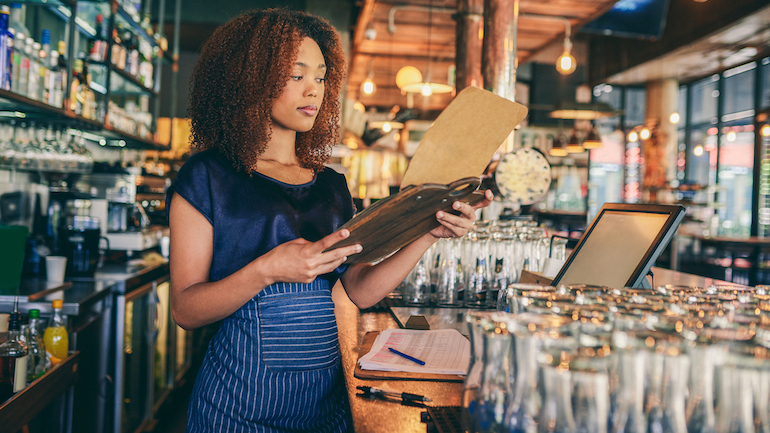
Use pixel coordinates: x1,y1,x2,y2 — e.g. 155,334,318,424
327,87,528,264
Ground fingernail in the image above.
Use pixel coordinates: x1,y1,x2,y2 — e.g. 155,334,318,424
437,211,444,219
342,256,347,261
356,245,363,253
341,229,350,237
453,202,461,209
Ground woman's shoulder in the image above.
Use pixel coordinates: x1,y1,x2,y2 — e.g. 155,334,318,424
317,165,346,183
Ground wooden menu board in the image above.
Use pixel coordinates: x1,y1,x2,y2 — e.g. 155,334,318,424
327,87,528,264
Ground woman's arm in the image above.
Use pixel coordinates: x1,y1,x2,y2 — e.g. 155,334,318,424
340,191,493,308
169,193,361,329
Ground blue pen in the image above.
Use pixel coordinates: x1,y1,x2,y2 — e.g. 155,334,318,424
388,347,426,365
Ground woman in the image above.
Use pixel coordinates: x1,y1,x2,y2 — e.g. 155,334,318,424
167,8,492,432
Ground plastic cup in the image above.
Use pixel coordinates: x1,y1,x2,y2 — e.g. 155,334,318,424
46,256,68,284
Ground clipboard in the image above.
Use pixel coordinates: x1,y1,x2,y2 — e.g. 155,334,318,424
328,177,486,264
328,87,528,264
354,331,465,382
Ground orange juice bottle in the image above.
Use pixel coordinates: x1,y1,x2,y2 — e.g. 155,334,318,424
43,299,68,366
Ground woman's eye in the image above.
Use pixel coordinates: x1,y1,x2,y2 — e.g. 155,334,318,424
316,78,326,83
291,76,302,81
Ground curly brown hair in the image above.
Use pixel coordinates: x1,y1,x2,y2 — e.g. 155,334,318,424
188,9,347,174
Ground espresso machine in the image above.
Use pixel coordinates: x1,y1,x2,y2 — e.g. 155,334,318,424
76,173,163,255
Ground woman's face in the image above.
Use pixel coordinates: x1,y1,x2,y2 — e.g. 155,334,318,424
271,37,327,134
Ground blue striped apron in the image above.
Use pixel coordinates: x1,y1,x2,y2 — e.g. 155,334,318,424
186,279,351,432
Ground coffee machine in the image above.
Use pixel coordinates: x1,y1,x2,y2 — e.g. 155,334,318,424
77,173,162,254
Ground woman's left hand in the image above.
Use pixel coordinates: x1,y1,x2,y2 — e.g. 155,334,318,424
429,189,494,239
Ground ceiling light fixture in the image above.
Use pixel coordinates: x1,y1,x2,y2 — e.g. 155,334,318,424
566,130,584,153
549,135,569,157
397,0,453,96
640,128,651,140
761,124,770,137
628,131,639,142
556,20,576,75
360,58,376,96
670,112,680,124
582,128,602,149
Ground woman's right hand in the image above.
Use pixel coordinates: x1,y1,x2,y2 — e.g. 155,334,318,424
258,229,362,285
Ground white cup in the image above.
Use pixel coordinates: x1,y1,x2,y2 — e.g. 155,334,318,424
46,256,68,284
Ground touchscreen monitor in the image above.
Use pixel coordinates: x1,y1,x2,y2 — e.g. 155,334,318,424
550,203,685,289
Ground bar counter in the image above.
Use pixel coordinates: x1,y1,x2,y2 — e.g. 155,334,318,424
333,285,463,432
333,266,741,432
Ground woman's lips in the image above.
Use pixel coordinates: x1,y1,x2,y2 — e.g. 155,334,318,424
298,105,317,116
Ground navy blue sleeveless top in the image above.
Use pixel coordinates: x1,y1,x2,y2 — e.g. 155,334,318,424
167,149,355,432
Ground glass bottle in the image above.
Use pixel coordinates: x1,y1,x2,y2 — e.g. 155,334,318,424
686,343,728,433
538,364,576,433
0,312,29,401
572,367,610,433
436,239,463,306
476,316,512,433
465,233,491,308
610,348,647,433
714,364,756,433
402,252,431,305
43,299,69,365
0,6,11,91
26,309,47,380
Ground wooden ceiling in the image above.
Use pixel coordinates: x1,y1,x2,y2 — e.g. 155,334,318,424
349,0,620,115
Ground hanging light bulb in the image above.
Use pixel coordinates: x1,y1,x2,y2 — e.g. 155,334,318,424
382,122,392,133
421,83,433,97
628,131,639,142
640,128,651,140
360,58,376,96
361,77,376,96
761,124,770,137
670,112,680,124
556,35,576,75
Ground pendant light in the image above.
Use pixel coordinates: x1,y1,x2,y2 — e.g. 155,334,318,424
566,130,583,153
582,128,602,149
549,135,568,157
360,58,376,96
555,22,576,75
399,0,453,96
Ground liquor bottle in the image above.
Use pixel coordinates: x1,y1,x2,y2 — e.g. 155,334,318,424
69,58,82,114
27,41,40,100
0,6,12,91
17,35,30,96
0,312,29,401
7,3,29,40
26,309,47,380
43,299,68,366
10,30,22,94
46,50,59,106
88,14,106,62
111,25,125,70
38,30,50,101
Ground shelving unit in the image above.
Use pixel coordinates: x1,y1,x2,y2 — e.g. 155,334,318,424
0,0,168,150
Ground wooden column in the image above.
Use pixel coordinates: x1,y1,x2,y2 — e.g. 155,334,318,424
454,0,483,92
643,78,679,200
481,0,518,101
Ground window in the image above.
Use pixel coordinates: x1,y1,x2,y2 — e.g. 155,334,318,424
624,88,646,128
722,62,755,118
762,57,770,109
691,76,719,126
717,120,754,238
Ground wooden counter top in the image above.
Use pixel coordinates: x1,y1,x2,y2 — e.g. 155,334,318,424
333,285,463,433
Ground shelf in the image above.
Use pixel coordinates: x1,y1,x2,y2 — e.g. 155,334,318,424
109,65,157,96
0,351,80,433
115,4,158,47
103,123,166,150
